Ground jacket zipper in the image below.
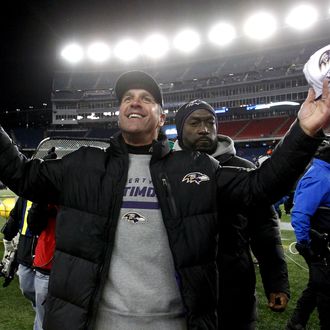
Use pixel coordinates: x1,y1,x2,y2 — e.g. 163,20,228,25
161,174,178,219
160,174,187,317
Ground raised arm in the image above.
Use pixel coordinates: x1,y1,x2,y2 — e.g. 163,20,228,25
298,79,330,136
217,81,330,208
0,127,62,203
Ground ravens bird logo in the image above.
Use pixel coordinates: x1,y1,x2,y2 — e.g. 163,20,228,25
182,172,210,185
122,212,146,224
186,99,208,108
319,50,330,76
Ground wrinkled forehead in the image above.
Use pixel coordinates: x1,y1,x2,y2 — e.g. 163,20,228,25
122,89,155,99
186,109,216,121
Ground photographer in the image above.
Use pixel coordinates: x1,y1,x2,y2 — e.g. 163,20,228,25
1,197,37,305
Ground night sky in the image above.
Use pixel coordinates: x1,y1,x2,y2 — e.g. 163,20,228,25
0,0,325,111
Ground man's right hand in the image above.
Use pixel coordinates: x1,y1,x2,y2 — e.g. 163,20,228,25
268,292,289,312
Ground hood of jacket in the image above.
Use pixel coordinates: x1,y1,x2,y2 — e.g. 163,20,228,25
173,134,236,164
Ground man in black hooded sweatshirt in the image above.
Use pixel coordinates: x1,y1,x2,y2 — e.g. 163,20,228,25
174,99,290,330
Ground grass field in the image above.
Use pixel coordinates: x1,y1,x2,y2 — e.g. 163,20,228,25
255,229,319,329
0,201,320,329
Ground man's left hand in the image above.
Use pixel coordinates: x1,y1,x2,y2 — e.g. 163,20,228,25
298,79,330,136
268,292,289,312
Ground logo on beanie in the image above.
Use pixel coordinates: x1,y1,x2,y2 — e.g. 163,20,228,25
182,172,210,185
319,50,330,76
186,99,206,108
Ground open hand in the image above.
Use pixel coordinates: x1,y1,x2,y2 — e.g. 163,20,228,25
298,79,330,136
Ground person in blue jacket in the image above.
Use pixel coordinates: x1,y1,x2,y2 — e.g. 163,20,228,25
287,139,330,330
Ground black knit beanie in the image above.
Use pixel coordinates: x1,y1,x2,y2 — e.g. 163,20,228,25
175,99,217,147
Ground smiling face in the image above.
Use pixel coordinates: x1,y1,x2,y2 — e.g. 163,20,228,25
182,109,218,153
118,89,166,146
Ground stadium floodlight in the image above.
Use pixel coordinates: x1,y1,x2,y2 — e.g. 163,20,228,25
61,43,84,63
208,22,236,46
142,34,169,59
173,29,200,53
114,39,141,61
243,11,277,41
87,113,100,120
285,4,318,30
87,42,111,63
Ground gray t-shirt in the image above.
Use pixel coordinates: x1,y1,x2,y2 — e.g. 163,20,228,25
95,154,186,330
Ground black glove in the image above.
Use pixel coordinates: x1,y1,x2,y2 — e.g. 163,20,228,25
43,147,57,160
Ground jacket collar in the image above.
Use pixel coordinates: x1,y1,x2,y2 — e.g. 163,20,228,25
313,157,330,169
108,131,171,160
173,134,236,165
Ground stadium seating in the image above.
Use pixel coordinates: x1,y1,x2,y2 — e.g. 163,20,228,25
47,130,88,138
236,146,269,163
236,117,289,139
273,116,296,136
13,128,45,149
86,127,119,138
218,120,250,137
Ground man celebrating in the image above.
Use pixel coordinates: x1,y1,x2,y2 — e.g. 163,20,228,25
173,99,289,329
0,71,329,330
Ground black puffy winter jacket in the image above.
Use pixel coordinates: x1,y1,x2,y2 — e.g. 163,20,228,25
215,150,289,327
0,122,322,329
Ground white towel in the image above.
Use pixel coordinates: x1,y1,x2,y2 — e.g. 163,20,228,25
303,44,330,99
